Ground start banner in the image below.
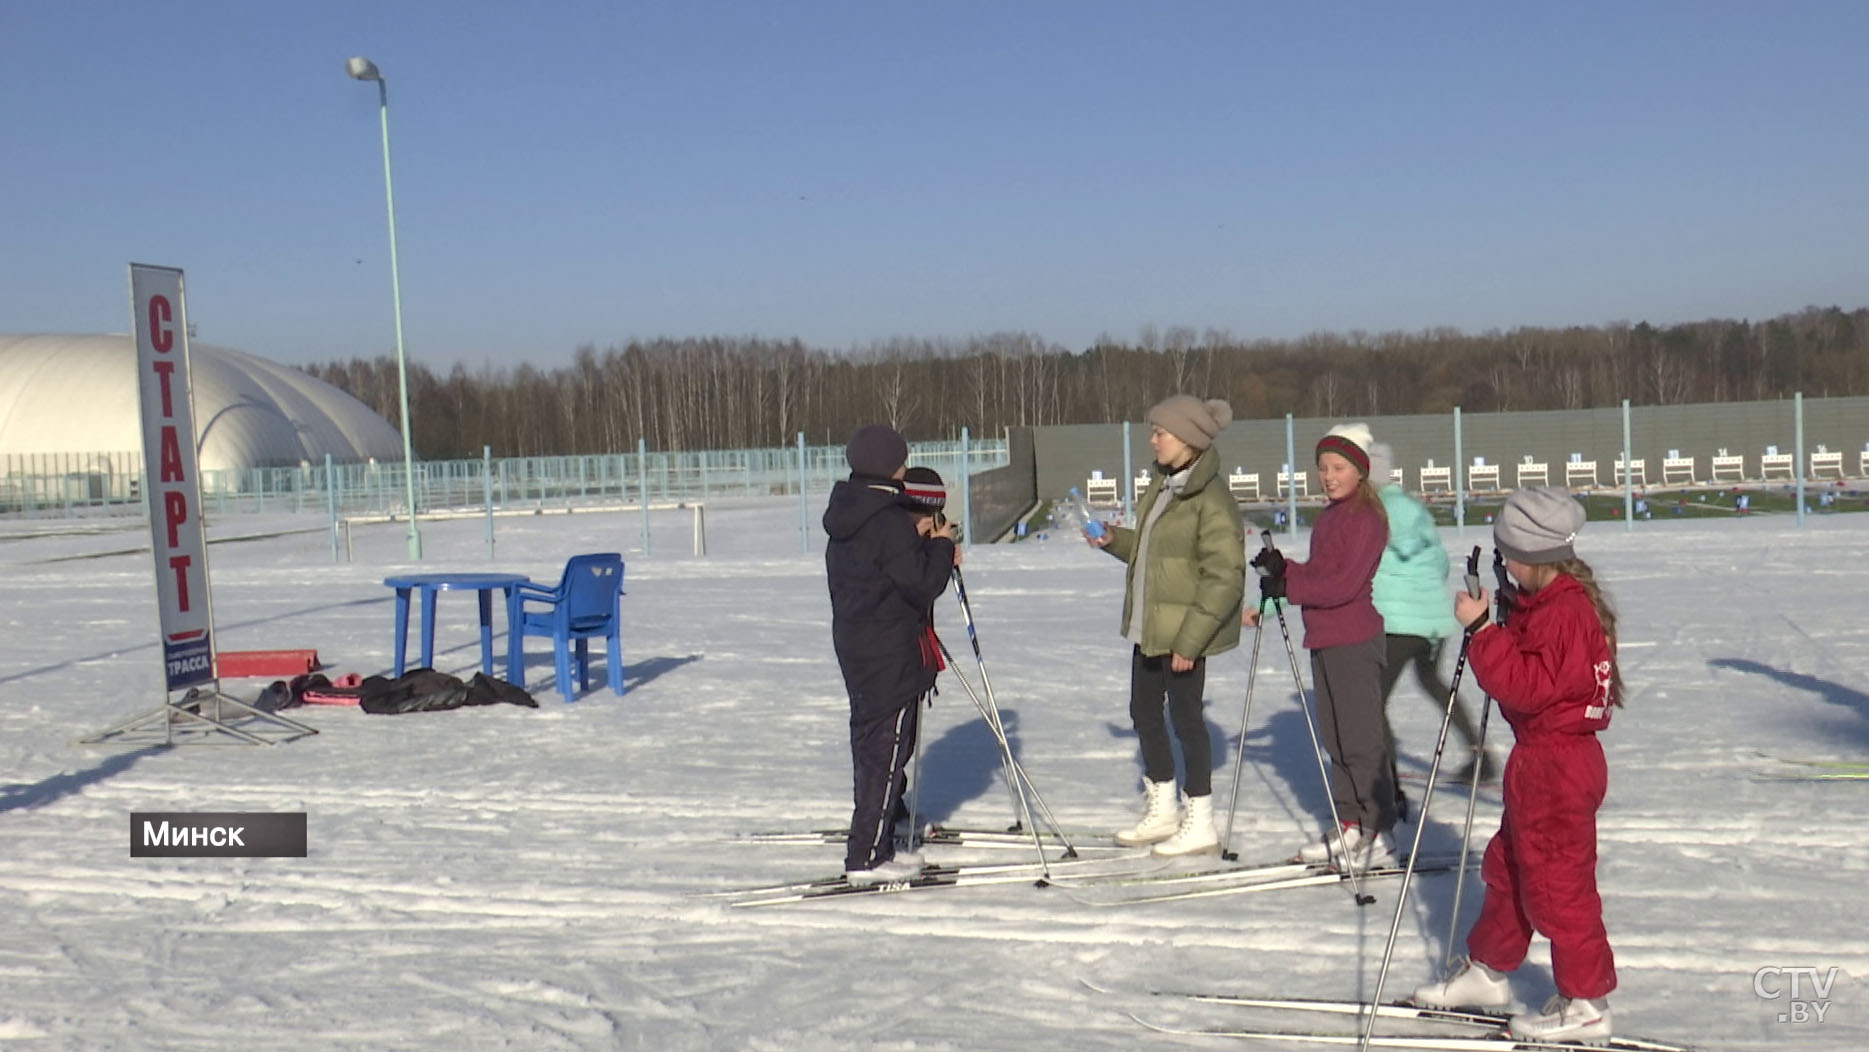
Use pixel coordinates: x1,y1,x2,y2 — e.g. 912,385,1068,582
131,264,216,691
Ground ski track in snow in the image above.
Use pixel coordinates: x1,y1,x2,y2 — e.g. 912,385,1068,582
1,506,1865,1050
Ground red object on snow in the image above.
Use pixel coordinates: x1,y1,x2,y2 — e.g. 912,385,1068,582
216,650,321,678
301,672,365,705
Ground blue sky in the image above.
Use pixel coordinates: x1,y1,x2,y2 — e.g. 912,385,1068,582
4,2,1867,368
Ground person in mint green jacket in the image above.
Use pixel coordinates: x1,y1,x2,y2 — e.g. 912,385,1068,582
1367,442,1490,795
1086,395,1246,857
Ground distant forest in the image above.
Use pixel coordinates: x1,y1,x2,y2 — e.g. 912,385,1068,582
303,306,1869,460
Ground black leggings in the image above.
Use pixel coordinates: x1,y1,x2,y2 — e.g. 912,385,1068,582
1381,633,1481,755
1129,647,1211,797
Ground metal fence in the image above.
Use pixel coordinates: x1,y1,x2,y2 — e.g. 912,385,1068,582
0,439,1011,520
14,393,1862,530
1036,394,1869,506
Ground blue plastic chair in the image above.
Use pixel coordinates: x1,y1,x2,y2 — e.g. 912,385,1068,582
505,553,625,699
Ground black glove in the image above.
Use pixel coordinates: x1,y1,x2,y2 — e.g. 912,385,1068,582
1259,573,1287,601
929,513,961,545
1249,547,1286,578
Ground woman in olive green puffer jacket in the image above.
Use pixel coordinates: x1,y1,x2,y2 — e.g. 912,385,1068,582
1086,394,1246,857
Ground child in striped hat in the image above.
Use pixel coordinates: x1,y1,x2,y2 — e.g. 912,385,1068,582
902,466,948,528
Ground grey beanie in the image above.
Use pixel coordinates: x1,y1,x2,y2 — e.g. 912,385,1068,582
1147,395,1233,451
846,424,908,478
1494,486,1585,564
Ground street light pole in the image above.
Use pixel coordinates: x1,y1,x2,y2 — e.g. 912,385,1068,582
347,56,422,560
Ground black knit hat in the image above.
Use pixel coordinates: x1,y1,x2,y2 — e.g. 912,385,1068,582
902,466,946,512
846,424,908,478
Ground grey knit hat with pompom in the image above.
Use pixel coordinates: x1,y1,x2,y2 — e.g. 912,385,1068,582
1147,395,1233,450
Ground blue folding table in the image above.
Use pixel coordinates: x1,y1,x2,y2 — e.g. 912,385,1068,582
384,572,530,677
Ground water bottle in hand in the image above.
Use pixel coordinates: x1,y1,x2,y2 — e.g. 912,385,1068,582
1063,487,1108,540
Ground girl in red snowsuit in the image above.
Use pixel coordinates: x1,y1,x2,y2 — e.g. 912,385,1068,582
1413,486,1623,1043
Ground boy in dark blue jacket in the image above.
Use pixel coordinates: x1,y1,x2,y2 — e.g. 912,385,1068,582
823,426,959,884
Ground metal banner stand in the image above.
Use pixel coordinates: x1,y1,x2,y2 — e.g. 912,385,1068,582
81,687,318,747
83,263,317,748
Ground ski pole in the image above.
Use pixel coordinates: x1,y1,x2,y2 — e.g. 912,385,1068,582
1219,574,1272,859
945,570,1082,863
1444,693,1496,969
1359,546,1485,1052
1260,531,1373,907
1443,548,1512,969
949,566,1031,833
950,567,1078,858
938,639,1041,866
934,635,1075,872
905,689,930,852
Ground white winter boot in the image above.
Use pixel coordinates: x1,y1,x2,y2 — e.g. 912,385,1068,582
1509,996,1611,1041
844,857,923,886
1152,793,1219,856
1411,957,1513,1009
1115,778,1182,846
1297,824,1397,871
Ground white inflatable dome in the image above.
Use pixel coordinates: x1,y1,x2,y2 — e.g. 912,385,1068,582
0,333,404,475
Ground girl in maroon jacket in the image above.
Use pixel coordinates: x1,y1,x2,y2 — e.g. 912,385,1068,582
1412,486,1621,1044
1244,423,1393,869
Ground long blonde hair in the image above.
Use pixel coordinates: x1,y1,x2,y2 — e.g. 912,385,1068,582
1547,556,1623,707
1351,477,1389,528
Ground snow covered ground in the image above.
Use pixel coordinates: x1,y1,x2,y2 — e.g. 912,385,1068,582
1,499,1865,1051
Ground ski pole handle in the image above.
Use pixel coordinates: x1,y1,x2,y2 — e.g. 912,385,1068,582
1463,545,1483,599
1252,530,1284,573
1490,547,1514,627
1248,530,1290,603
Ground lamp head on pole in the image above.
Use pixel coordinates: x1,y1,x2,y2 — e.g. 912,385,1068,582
345,56,382,81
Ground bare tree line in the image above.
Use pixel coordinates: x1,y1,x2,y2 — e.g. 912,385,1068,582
302,306,1869,460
